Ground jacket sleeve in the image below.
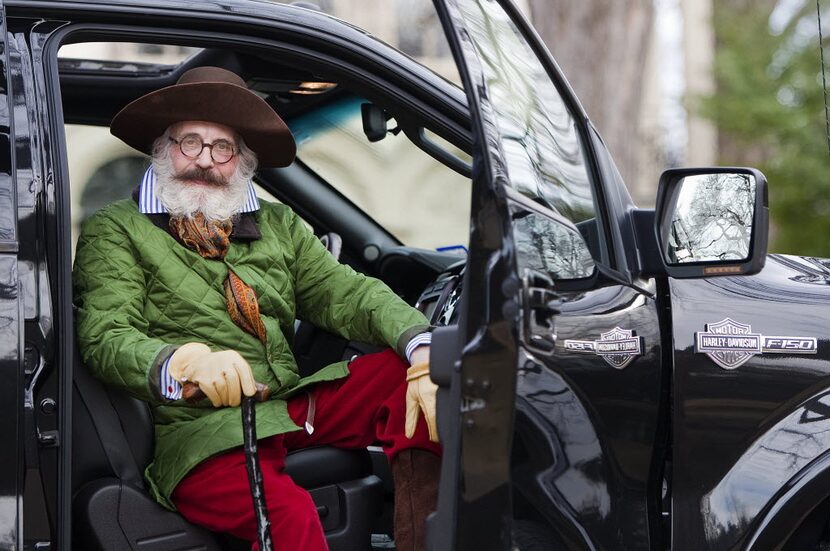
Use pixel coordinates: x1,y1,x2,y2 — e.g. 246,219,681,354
287,212,430,357
73,211,173,404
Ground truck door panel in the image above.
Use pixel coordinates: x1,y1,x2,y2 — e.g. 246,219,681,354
516,279,663,550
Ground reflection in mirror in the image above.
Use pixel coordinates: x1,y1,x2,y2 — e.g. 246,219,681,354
668,173,755,264
513,209,596,280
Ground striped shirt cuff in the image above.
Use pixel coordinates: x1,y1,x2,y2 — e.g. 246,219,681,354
405,332,432,363
160,357,183,400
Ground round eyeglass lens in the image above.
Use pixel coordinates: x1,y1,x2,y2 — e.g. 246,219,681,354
179,135,204,157
212,141,234,162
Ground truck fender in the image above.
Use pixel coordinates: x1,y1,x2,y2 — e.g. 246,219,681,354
742,430,830,548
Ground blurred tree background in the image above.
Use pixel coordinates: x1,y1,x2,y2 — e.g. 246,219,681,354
700,0,830,256
527,0,830,257
528,0,655,203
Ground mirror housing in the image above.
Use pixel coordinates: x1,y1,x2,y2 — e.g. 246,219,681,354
361,103,389,142
653,167,769,278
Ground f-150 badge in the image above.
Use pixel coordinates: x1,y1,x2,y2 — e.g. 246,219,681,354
695,318,817,370
563,327,644,369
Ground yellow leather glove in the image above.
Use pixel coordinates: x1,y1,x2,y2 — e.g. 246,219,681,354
405,362,439,443
168,343,257,407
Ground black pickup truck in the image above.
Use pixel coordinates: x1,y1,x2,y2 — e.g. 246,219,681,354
2,0,828,550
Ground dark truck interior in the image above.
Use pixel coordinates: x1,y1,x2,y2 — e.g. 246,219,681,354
58,42,470,550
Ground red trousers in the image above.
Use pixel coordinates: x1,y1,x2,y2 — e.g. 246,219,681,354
171,349,441,551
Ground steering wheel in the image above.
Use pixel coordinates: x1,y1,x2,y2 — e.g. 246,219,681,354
421,264,464,327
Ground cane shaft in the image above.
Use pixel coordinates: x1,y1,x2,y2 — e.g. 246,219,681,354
242,396,273,551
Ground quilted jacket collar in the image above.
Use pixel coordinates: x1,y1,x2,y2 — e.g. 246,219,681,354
131,186,262,241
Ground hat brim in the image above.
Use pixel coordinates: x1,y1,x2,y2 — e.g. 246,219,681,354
110,81,295,168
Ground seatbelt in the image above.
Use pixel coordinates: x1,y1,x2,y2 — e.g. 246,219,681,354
73,347,145,488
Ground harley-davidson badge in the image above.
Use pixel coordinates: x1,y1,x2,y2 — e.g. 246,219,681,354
695,318,817,370
564,327,644,369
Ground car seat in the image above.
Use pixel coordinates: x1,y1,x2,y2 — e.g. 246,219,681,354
71,233,385,551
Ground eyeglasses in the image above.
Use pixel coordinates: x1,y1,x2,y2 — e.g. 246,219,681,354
170,134,237,164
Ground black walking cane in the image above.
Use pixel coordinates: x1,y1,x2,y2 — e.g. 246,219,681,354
184,382,274,550
242,395,274,551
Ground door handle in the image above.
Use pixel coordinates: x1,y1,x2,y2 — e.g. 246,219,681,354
521,269,561,356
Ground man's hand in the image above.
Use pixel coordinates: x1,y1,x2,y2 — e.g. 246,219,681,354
405,345,439,442
168,343,257,407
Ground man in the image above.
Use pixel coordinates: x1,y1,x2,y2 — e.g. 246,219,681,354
73,66,441,551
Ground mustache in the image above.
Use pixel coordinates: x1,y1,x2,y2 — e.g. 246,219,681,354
176,167,228,186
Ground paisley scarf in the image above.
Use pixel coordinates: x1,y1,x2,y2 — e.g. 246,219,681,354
170,213,267,344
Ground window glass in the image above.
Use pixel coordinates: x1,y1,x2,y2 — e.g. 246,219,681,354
66,125,144,252
288,96,472,250
450,0,602,279
58,42,200,65
512,206,595,280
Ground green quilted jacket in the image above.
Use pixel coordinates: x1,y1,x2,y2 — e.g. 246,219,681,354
73,199,428,509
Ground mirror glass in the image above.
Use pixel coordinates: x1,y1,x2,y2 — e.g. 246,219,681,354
513,208,596,280
667,173,756,264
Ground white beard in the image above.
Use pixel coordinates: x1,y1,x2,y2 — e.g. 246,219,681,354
153,161,251,222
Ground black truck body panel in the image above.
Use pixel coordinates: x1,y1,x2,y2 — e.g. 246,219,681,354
671,254,830,550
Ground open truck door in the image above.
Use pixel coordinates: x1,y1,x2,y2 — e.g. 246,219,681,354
429,1,667,549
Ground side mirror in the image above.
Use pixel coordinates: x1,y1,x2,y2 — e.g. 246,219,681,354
654,167,769,278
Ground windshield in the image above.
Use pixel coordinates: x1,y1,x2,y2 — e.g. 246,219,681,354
288,95,472,250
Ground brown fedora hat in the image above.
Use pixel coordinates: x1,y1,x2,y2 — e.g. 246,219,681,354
110,66,295,167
